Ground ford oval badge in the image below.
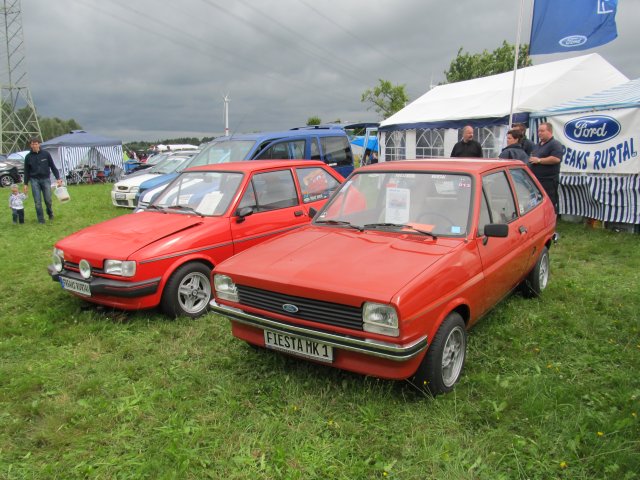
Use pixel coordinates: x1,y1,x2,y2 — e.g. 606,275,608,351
282,303,299,313
563,115,621,144
559,35,587,48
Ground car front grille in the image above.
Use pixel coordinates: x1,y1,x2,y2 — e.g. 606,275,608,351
237,285,363,330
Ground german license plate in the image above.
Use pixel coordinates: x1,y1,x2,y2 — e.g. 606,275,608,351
264,330,333,363
60,277,91,296
115,193,126,200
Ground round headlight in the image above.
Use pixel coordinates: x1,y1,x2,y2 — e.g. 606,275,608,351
79,259,92,279
52,253,63,273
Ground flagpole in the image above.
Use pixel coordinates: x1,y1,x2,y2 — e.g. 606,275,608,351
509,0,526,127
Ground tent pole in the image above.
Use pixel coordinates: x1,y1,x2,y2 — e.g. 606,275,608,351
509,0,526,127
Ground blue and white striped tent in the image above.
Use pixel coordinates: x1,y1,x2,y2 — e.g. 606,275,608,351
531,79,640,226
41,130,124,178
535,78,640,116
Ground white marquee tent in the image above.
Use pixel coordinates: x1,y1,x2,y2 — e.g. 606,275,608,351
379,54,629,160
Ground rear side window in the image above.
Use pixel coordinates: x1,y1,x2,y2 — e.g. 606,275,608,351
510,168,544,215
295,167,341,203
320,136,353,167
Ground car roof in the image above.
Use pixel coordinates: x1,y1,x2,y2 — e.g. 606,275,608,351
208,128,348,143
182,159,329,173
358,158,524,175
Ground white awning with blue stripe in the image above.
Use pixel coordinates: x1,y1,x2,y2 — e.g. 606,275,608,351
533,78,640,117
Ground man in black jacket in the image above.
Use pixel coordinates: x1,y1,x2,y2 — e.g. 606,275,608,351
23,138,62,223
450,125,483,158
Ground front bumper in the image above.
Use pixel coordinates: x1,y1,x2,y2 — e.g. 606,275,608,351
210,301,428,362
110,191,137,208
48,265,161,298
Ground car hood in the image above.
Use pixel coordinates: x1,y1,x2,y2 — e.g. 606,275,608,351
56,212,206,259
114,172,159,188
218,226,461,304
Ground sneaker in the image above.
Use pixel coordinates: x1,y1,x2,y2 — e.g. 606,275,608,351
48,215,54,221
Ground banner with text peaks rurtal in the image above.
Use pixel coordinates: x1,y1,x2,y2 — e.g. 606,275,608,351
530,0,618,55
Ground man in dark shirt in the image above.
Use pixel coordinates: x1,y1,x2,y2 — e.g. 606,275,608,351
529,122,563,214
450,125,483,158
23,137,62,223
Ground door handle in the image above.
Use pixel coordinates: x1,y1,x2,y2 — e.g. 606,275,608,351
294,210,304,217
519,225,528,234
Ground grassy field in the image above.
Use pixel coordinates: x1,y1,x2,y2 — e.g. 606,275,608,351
0,183,638,479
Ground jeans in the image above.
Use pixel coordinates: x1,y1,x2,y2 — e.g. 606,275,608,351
12,208,24,224
30,177,54,223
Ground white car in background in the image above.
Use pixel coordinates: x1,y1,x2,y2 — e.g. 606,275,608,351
111,153,194,208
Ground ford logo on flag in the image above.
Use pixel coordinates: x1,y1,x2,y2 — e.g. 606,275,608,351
559,35,588,48
282,303,299,313
564,115,621,144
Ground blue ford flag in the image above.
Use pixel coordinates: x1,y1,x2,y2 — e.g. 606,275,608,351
529,0,618,55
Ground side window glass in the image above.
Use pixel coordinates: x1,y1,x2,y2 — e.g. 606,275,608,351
320,136,353,166
482,171,517,224
478,191,491,236
310,138,321,160
296,167,340,204
510,168,544,215
238,182,257,210
253,170,299,211
255,140,305,160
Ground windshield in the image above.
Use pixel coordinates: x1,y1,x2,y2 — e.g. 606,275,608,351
149,156,191,174
315,171,473,237
186,140,256,168
152,171,244,216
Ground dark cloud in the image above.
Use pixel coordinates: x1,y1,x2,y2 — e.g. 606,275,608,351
19,0,640,141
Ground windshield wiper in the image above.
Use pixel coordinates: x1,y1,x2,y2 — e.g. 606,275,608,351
362,223,437,239
146,204,166,213
314,219,364,231
166,205,204,217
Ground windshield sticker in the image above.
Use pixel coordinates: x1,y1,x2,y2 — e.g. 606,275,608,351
385,187,410,224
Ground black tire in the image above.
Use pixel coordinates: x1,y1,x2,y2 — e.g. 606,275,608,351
0,174,13,187
160,262,212,318
411,312,466,396
521,247,549,298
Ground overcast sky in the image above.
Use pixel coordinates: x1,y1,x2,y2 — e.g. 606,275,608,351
17,0,640,142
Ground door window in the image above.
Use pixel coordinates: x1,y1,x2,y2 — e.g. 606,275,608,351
510,168,544,216
240,170,298,211
482,171,517,224
255,140,305,160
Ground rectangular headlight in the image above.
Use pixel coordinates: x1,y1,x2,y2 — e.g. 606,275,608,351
363,302,399,337
104,260,136,277
214,274,238,302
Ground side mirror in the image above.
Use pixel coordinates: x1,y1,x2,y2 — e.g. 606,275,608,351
484,223,509,238
308,207,318,218
235,206,254,223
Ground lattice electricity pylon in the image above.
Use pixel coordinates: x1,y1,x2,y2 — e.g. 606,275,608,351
0,0,41,154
